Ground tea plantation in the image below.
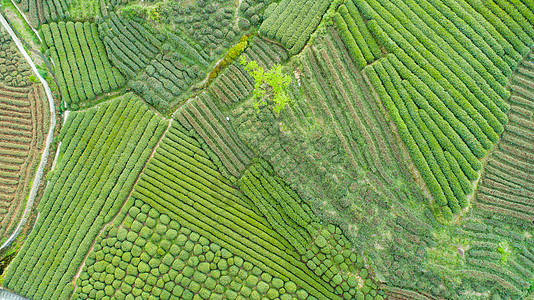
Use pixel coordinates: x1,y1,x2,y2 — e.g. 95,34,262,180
0,0,533,299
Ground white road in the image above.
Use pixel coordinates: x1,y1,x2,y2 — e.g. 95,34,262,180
0,11,56,251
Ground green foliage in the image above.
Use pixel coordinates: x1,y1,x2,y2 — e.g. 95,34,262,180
41,21,123,107
497,241,512,264
120,3,163,24
259,0,331,54
208,35,250,81
239,56,292,114
28,75,38,83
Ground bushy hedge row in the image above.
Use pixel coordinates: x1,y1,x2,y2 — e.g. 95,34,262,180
259,0,331,55
357,0,534,218
333,12,366,69
238,160,313,254
98,13,160,76
425,0,512,85
334,2,381,69
175,95,254,178
362,0,504,144
2,94,167,299
386,55,487,159
365,64,447,210
402,81,481,178
389,0,511,120
466,0,533,56
41,21,123,108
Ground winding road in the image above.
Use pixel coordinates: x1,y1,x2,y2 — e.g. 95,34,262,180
0,11,56,251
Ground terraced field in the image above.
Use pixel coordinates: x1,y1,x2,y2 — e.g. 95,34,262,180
0,25,50,248
476,52,534,223
0,84,48,243
1,0,534,299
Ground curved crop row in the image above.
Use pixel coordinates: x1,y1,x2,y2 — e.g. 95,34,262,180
259,0,331,55
41,21,123,108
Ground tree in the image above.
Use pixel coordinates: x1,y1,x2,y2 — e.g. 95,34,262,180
240,56,292,114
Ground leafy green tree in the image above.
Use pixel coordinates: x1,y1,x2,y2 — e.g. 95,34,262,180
240,56,292,114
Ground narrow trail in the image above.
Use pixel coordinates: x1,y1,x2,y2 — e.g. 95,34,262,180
0,12,56,251
71,118,173,285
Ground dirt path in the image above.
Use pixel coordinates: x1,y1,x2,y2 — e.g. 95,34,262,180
234,0,243,28
0,12,56,251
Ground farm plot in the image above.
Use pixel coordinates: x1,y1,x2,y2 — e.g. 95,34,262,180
78,120,383,299
259,0,331,55
406,52,534,299
359,0,534,217
447,218,534,297
156,0,254,59
2,94,167,299
40,21,124,109
98,12,207,112
229,28,424,238
174,93,254,179
0,84,48,244
475,52,534,223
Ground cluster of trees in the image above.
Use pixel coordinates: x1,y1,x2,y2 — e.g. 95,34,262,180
41,22,123,108
208,35,250,81
208,38,288,109
240,56,292,114
2,95,166,300
259,0,331,55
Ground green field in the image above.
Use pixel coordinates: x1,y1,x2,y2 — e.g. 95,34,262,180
1,0,534,299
